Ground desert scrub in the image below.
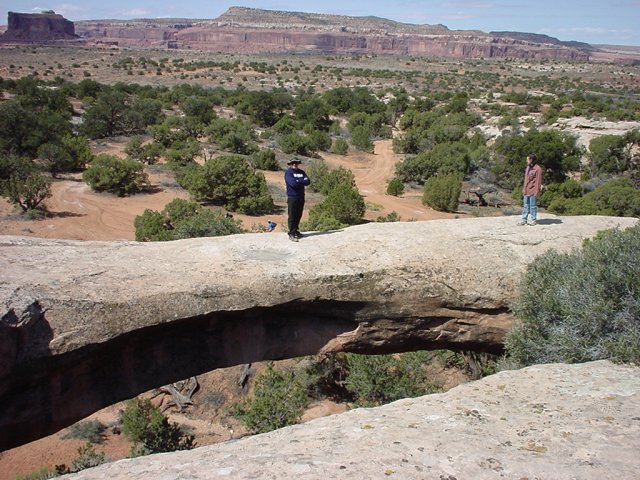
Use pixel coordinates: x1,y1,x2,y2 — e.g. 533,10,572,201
121,397,195,457
345,351,440,406
505,225,640,367
422,173,462,212
231,363,309,434
62,419,105,444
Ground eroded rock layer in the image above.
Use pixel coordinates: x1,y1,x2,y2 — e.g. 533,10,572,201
0,215,636,450
74,7,590,60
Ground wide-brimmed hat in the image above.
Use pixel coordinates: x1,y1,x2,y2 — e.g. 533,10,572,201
287,158,302,165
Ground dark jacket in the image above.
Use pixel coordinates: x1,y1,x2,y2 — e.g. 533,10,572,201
284,167,310,198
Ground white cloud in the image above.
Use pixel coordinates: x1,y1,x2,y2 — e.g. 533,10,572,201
53,3,85,16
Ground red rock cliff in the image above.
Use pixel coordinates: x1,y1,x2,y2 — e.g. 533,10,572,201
1,11,78,42
74,7,590,61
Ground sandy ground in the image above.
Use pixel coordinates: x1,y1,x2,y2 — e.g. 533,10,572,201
0,139,455,241
0,138,459,478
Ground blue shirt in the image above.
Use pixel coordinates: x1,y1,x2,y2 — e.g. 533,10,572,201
284,167,310,198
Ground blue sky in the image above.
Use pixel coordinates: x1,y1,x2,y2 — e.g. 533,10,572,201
2,1,639,46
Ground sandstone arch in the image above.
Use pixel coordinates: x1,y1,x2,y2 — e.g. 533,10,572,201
0,215,636,450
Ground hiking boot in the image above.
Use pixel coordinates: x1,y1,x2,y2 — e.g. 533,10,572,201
294,230,304,239
517,220,527,226
528,220,537,226
288,233,299,242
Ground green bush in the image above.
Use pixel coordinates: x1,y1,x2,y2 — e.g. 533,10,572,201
1,171,51,212
278,132,312,156
386,177,404,196
231,363,309,434
307,130,332,152
376,211,401,222
125,136,162,165
330,137,349,155
422,173,462,212
252,149,279,171
70,443,105,472
82,154,149,196
345,352,440,406
306,182,365,230
505,225,640,367
176,155,274,214
350,125,374,153
16,467,57,480
134,199,244,241
121,397,195,456
568,177,640,217
308,164,356,196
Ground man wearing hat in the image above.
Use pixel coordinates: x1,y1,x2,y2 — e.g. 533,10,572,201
284,158,311,242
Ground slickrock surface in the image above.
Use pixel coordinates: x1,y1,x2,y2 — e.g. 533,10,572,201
1,215,638,451
63,360,640,479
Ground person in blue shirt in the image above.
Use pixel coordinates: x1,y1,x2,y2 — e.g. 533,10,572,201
284,158,311,242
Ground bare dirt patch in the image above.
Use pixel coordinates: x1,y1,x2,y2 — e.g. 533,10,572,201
0,138,457,241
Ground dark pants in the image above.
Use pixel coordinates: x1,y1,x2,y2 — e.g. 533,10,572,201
287,196,305,234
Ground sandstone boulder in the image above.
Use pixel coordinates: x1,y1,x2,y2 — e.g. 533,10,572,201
0,215,636,451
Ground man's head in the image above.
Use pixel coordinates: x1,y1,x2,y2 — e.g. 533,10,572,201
287,158,302,168
527,154,537,165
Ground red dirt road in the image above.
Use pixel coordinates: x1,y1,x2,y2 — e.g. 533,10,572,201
0,139,455,240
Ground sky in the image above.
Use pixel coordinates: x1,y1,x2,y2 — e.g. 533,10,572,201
2,1,639,46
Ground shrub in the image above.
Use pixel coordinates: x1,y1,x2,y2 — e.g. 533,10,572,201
568,177,640,217
306,182,365,230
505,225,640,367
252,149,279,171
62,420,105,444
331,137,349,155
376,211,401,222
134,209,174,242
344,352,440,406
310,165,356,196
231,363,309,434
386,177,404,196
350,125,374,153
70,443,105,472
176,155,274,214
134,199,244,241
125,136,162,165
306,130,331,153
1,171,52,212
278,132,311,156
16,465,60,480
422,173,462,212
121,397,195,456
82,154,149,196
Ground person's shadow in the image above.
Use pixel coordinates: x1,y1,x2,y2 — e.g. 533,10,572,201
300,229,343,238
536,218,563,225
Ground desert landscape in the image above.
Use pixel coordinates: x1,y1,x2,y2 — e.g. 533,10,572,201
1,7,639,479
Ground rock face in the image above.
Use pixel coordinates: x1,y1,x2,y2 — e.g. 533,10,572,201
62,360,640,480
0,11,78,42
0,215,636,451
74,7,590,60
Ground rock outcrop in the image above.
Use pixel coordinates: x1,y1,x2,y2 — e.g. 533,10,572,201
62,360,640,480
0,11,78,43
0,215,636,451
74,7,591,60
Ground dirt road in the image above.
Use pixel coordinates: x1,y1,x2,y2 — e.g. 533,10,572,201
0,139,454,240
